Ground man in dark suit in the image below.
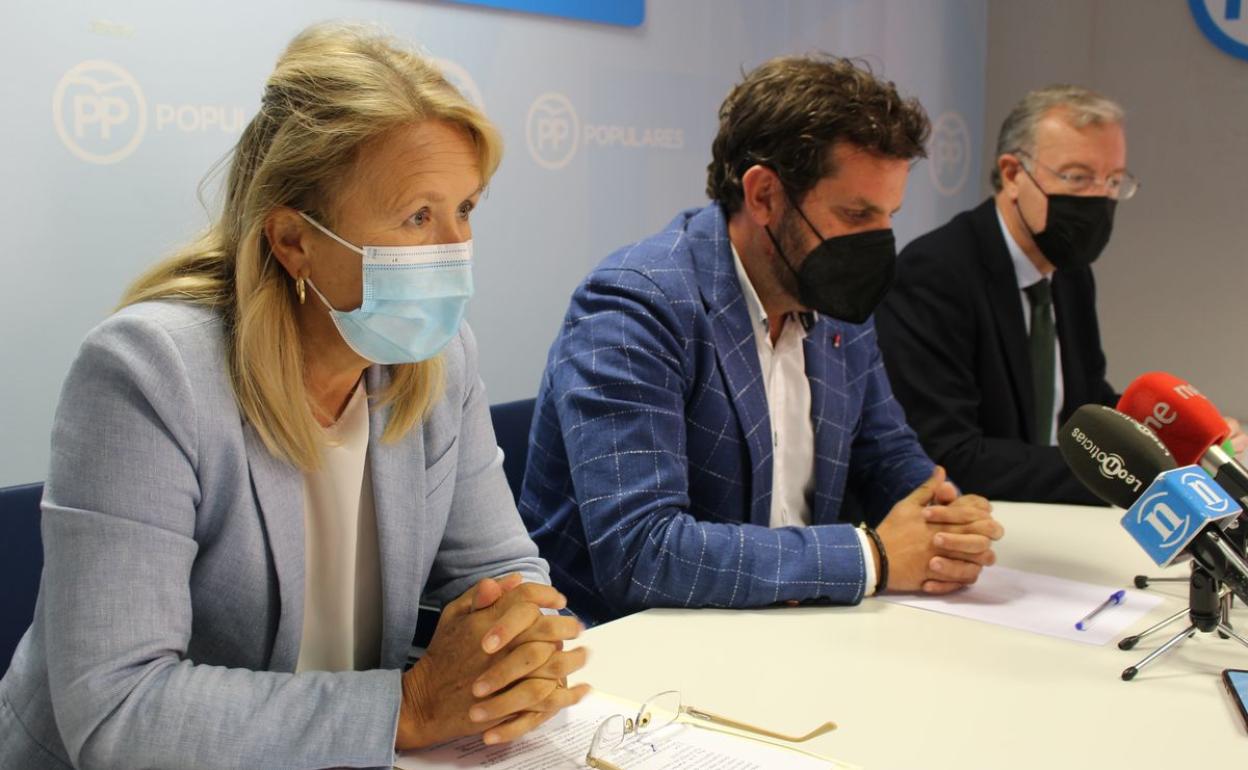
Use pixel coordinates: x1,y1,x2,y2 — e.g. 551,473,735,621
520,56,1003,625
877,86,1132,505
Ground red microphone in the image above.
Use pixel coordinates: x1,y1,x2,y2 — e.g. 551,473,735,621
1117,373,1248,544
1117,372,1229,465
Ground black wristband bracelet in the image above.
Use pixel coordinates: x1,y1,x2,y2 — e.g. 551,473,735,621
859,524,888,594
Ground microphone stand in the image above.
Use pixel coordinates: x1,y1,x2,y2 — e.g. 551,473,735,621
1132,520,1245,636
1118,565,1248,681
1131,573,1187,589
1131,575,1233,641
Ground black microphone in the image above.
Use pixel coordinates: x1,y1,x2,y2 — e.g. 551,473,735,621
1057,404,1176,508
1059,405,1248,604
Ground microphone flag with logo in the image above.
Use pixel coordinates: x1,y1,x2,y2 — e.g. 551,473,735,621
1059,405,1248,603
1123,467,1241,568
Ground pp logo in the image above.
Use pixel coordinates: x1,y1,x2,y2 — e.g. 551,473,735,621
431,57,485,110
53,60,147,165
928,111,971,197
1189,0,1248,61
526,93,579,170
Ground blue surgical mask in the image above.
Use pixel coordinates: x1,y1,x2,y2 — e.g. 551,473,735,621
299,212,473,364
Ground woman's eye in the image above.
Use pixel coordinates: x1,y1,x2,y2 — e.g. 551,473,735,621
409,208,430,226
458,201,475,220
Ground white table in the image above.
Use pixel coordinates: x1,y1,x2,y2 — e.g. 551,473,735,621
570,502,1248,768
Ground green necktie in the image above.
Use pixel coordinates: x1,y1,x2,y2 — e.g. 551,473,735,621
1024,279,1056,445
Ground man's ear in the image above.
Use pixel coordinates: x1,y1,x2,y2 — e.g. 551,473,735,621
264,206,313,280
998,154,1023,202
740,165,786,229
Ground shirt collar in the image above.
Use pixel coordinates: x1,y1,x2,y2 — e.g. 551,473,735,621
995,203,1044,290
730,241,768,329
730,241,816,334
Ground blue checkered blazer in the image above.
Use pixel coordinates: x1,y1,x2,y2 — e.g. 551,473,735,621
519,203,934,625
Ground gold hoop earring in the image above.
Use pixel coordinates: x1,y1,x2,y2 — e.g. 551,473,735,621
296,276,306,305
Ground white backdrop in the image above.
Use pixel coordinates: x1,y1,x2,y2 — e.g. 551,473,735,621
0,0,988,486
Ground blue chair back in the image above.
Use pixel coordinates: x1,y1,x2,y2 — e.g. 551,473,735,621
489,398,536,503
1,482,44,675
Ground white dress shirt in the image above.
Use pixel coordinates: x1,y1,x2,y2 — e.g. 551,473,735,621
996,206,1065,446
731,245,877,594
295,382,383,673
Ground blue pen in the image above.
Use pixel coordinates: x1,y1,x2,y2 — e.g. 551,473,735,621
1075,589,1127,631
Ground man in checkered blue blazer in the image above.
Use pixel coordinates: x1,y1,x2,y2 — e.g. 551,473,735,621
519,56,1004,626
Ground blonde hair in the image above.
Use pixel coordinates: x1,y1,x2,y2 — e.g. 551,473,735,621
120,23,503,470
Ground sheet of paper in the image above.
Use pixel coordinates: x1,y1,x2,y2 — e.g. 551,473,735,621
396,691,854,769
877,565,1163,645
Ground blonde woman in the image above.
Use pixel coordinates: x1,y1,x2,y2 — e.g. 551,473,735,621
0,24,588,769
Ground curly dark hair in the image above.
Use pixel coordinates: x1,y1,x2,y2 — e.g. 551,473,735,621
707,55,930,215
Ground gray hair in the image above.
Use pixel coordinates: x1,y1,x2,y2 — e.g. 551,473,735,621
991,84,1124,191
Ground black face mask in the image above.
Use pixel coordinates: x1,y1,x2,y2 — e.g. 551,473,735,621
1019,167,1117,270
765,201,896,325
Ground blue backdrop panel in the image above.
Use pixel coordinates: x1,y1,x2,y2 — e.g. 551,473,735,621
0,0,987,486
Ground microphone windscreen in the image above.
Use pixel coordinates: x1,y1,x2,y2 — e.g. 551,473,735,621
1058,405,1177,507
1117,372,1228,465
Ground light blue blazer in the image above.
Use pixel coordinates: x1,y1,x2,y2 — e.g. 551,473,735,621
0,301,548,770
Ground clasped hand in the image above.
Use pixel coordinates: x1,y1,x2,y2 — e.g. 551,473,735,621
876,466,1004,594
396,574,591,750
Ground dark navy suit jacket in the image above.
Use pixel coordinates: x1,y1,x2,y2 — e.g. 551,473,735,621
519,203,935,625
876,198,1116,505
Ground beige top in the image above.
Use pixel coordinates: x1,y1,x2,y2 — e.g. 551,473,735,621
294,383,383,673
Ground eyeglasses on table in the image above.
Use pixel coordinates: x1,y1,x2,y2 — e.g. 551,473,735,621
585,689,836,769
